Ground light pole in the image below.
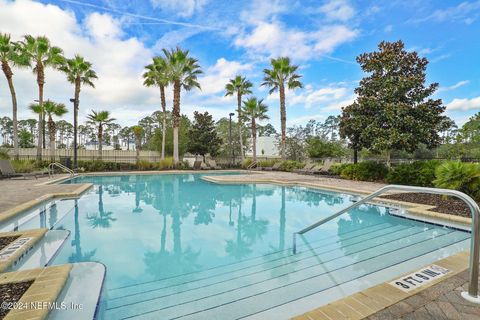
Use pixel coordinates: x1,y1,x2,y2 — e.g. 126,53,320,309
229,112,235,167
70,98,78,169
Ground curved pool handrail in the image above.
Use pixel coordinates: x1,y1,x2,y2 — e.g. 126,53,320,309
292,184,480,303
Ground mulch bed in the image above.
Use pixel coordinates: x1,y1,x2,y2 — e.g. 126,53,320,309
0,280,34,319
0,236,20,251
382,193,473,218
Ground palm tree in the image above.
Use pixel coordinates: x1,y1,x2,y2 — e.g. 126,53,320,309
242,97,269,162
21,35,64,161
86,110,115,160
225,76,253,163
143,57,169,159
162,47,202,166
0,33,29,160
261,57,303,159
131,125,143,164
60,55,97,168
29,100,68,161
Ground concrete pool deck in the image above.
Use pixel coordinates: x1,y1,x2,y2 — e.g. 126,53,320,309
0,170,478,319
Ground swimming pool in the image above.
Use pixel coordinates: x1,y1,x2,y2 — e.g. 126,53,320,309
18,174,474,319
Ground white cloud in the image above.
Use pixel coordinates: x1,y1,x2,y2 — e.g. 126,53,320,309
234,21,358,60
198,58,253,95
384,24,393,32
0,0,154,126
437,80,470,93
149,0,209,18
319,0,355,22
414,1,480,24
239,0,288,24
447,96,480,111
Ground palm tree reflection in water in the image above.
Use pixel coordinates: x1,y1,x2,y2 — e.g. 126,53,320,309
87,185,117,229
69,200,96,263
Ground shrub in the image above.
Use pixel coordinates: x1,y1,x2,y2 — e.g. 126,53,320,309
158,157,174,170
0,148,10,160
258,160,277,168
329,163,349,176
242,158,253,169
386,160,442,187
11,160,36,173
434,161,480,201
138,160,159,171
340,161,388,181
279,160,304,172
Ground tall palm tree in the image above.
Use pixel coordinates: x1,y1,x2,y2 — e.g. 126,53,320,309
131,125,143,164
29,100,68,161
261,57,303,159
86,110,115,160
242,97,269,162
21,35,64,161
0,33,29,160
225,76,253,163
143,56,169,159
60,55,97,168
162,47,202,166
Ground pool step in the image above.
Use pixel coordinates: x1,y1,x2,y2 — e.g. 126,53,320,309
107,221,397,299
102,227,469,320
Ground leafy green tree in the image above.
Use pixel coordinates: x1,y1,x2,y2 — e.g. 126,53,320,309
147,115,191,156
187,111,222,160
257,123,277,137
262,57,303,159
86,110,115,160
18,129,34,148
162,47,202,166
242,97,269,162
340,40,445,166
306,137,347,158
214,117,249,159
0,33,29,159
21,35,64,161
225,75,253,162
29,100,68,160
60,55,97,167
143,56,169,159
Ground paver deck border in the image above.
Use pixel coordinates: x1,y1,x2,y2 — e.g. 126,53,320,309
0,264,72,320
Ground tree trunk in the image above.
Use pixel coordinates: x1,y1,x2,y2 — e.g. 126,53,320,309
252,118,257,162
98,125,103,161
237,92,245,163
1,61,19,160
136,136,141,164
48,116,55,162
385,150,391,167
279,84,286,159
73,78,81,168
160,86,166,160
353,148,358,164
36,63,45,162
172,81,181,166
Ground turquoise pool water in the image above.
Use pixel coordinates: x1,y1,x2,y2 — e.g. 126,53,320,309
47,173,470,319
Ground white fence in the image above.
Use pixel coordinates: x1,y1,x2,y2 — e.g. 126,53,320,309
8,148,162,163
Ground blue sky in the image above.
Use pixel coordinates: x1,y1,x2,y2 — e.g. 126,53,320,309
0,0,479,129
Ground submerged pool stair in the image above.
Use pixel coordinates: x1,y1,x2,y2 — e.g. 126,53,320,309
102,220,469,320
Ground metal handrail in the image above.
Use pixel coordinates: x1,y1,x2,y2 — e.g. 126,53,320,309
292,184,480,303
48,162,75,178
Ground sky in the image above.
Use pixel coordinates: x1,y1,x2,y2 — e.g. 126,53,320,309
0,0,479,130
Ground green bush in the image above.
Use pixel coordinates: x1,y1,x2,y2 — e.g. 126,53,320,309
242,158,253,169
329,163,349,176
78,161,137,172
434,161,480,201
11,160,36,173
158,157,174,170
340,161,388,181
386,160,442,187
0,148,10,160
138,160,159,171
279,160,305,172
258,160,277,168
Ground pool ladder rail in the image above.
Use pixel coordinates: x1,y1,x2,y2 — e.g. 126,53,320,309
48,162,76,178
292,185,480,304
